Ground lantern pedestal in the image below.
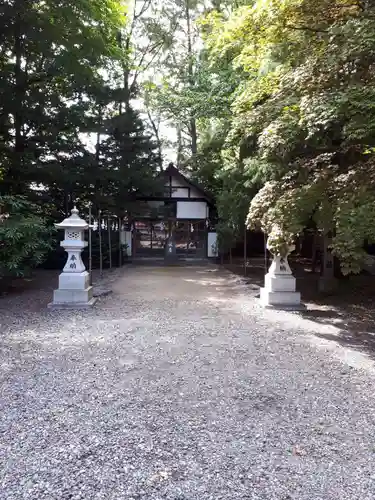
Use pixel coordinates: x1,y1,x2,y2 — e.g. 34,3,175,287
260,254,304,310
50,271,96,309
48,207,97,310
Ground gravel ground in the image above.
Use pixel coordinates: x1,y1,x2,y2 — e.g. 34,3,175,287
1,265,375,500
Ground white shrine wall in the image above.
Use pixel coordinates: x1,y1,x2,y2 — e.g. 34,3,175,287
176,201,208,219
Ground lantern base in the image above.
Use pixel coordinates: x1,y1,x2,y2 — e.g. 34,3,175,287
260,288,305,310
58,271,90,290
48,272,97,309
48,297,97,310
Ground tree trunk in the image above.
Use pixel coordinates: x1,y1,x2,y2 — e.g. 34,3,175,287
146,108,163,169
185,0,198,157
117,28,131,113
176,125,184,167
123,35,131,113
13,1,25,193
190,119,198,156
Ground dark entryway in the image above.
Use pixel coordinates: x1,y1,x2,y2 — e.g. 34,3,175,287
133,220,207,259
133,220,168,257
174,221,206,258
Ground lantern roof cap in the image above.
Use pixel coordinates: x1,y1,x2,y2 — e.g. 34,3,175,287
55,207,89,230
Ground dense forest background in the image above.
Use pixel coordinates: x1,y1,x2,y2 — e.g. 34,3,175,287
1,0,375,281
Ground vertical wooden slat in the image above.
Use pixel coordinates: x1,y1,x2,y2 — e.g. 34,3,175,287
108,216,112,269
244,226,247,277
98,209,103,279
88,204,93,286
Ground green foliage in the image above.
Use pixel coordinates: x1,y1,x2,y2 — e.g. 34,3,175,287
0,0,162,278
197,0,375,273
0,196,54,281
5,0,374,278
266,226,295,257
73,103,162,215
0,0,127,195
140,0,375,272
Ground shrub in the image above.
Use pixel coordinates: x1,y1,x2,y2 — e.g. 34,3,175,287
0,196,54,285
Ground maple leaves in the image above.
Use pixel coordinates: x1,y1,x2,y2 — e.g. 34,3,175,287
200,0,375,273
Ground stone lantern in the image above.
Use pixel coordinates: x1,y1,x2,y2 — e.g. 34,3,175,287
260,228,304,310
48,207,96,309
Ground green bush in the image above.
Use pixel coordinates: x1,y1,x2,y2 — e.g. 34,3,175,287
0,196,55,284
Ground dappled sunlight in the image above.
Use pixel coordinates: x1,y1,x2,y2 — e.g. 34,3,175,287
2,318,112,349
183,278,229,286
1,300,152,352
302,330,375,374
195,269,220,274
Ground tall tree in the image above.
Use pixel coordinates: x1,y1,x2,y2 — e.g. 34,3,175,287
142,0,209,164
96,104,162,216
0,0,126,201
0,0,165,278
201,0,375,273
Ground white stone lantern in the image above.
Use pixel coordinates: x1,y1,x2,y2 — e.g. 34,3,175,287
260,229,304,310
48,207,96,309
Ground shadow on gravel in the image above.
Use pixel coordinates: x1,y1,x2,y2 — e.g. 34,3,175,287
296,272,375,362
226,257,375,363
182,268,262,299
301,304,375,363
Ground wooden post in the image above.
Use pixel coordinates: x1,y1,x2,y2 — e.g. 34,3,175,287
98,209,103,279
108,216,112,269
118,216,122,268
319,231,338,292
88,204,93,286
244,226,247,276
312,230,318,273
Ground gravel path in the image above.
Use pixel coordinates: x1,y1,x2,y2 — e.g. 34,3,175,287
1,265,375,500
